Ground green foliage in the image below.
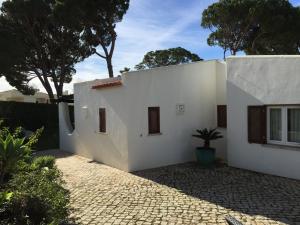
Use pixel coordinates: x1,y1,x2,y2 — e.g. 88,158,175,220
0,191,13,204
120,67,131,74
193,128,223,148
62,0,130,77
135,47,203,70
0,0,93,101
30,156,56,171
0,135,29,184
1,168,70,225
0,125,43,184
0,168,69,224
0,124,70,224
201,0,300,56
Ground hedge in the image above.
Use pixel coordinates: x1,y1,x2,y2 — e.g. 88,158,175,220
0,101,74,150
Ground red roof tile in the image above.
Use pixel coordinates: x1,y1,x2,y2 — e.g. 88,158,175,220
91,80,122,89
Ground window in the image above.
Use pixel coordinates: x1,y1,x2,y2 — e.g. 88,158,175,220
99,108,106,133
217,105,227,128
248,106,267,144
269,108,282,142
288,108,300,143
267,106,300,146
148,107,160,134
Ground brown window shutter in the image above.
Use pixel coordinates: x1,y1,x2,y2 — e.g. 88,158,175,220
248,105,266,144
99,108,106,133
217,105,227,128
148,107,160,134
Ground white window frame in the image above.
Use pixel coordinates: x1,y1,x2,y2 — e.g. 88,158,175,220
267,106,300,147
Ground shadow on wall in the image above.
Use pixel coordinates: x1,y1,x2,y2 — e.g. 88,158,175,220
132,163,300,224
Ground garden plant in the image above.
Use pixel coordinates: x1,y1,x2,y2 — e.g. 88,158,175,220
0,122,70,225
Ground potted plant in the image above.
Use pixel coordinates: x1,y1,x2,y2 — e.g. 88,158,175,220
192,128,223,166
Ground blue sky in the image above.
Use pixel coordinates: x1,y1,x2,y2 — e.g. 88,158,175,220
0,0,300,93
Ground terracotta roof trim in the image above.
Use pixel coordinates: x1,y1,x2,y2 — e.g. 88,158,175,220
91,80,122,89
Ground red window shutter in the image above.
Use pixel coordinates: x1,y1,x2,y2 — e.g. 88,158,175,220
248,105,266,144
148,107,160,134
99,108,106,133
217,105,227,128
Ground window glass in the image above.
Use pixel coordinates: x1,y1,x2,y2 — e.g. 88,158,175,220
288,108,300,143
269,108,282,141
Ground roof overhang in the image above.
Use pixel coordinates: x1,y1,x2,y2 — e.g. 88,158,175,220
91,80,122,89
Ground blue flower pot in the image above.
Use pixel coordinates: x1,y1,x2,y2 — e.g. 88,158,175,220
195,147,215,166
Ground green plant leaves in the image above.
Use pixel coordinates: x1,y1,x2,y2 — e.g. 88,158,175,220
192,128,223,147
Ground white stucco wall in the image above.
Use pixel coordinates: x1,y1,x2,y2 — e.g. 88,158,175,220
60,60,227,172
215,61,227,161
227,56,300,180
124,61,227,171
60,78,130,171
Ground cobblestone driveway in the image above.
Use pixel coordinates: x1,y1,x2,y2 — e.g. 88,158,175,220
46,150,300,225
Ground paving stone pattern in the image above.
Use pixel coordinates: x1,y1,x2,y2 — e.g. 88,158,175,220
45,150,300,225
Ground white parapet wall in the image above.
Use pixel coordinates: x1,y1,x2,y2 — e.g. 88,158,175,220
59,60,227,172
227,56,300,180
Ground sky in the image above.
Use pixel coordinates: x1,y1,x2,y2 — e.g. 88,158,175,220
0,0,300,93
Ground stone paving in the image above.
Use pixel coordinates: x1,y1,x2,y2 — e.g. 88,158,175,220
44,150,300,225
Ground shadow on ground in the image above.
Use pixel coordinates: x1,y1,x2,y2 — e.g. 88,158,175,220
133,163,300,224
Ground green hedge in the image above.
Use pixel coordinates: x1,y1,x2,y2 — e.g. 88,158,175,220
0,101,74,150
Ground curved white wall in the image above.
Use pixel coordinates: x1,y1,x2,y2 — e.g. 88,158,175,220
227,56,300,180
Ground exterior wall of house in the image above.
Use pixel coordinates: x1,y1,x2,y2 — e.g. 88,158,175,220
124,61,227,171
59,60,227,172
0,89,51,103
60,78,131,171
215,61,227,161
227,56,300,180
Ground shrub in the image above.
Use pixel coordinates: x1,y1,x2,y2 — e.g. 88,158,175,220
0,127,43,184
30,156,56,170
1,168,70,225
0,123,70,224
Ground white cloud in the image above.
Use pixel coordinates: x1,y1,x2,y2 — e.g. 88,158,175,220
0,0,220,94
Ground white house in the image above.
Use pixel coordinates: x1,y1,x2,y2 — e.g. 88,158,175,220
0,89,51,103
0,89,69,103
59,60,227,172
227,56,300,180
59,56,300,180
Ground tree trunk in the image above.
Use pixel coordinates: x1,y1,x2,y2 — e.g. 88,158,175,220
43,86,56,104
106,57,114,78
48,94,56,104
56,84,63,100
231,50,237,55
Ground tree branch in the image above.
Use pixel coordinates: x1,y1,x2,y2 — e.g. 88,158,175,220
95,51,107,59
